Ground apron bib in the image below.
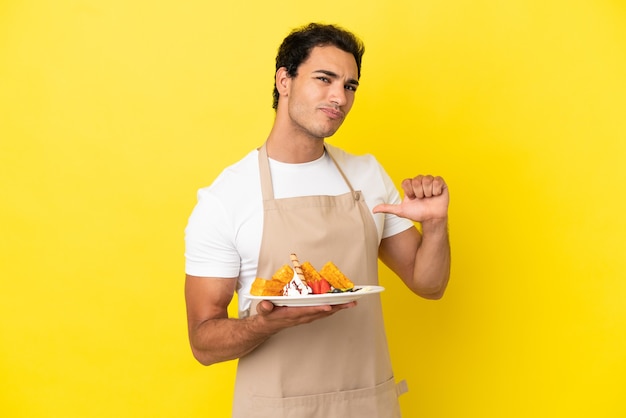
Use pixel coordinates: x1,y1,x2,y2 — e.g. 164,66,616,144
232,143,406,418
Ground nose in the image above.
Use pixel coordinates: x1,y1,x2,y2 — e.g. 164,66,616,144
329,84,347,107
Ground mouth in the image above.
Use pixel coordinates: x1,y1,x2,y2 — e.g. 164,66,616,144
319,106,344,120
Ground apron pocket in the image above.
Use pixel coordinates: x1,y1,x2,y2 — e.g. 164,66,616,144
249,376,405,418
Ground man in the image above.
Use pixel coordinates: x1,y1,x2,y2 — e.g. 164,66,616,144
184,23,450,417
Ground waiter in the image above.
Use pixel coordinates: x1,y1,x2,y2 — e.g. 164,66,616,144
184,23,450,418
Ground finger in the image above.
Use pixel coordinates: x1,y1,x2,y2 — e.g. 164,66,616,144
420,175,434,198
256,300,275,316
312,301,356,316
409,176,425,199
372,203,401,215
401,178,417,199
432,176,447,196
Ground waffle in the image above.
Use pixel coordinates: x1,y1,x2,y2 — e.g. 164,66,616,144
301,261,323,283
272,264,294,284
320,261,354,291
249,264,293,296
250,277,285,296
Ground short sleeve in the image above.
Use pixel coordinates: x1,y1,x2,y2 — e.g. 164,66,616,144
184,189,241,278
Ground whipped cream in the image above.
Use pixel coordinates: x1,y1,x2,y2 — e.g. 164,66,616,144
283,267,312,296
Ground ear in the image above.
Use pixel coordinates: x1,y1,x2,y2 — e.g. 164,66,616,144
275,67,291,97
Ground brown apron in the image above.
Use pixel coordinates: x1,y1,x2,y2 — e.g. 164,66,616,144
232,143,407,418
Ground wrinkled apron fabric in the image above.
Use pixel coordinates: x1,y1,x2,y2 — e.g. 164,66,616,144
232,143,406,418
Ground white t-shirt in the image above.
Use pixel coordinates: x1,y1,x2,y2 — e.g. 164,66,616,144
184,143,413,313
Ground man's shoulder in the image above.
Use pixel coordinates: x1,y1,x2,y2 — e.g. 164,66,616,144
207,150,259,186
197,149,261,202
223,149,259,175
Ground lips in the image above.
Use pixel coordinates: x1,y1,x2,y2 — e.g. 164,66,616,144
320,107,344,120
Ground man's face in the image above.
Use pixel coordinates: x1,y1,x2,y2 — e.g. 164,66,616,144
283,45,359,140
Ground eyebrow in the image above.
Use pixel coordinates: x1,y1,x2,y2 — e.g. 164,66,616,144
313,69,360,86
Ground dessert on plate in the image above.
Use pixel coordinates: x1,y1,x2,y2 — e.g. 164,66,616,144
250,253,354,297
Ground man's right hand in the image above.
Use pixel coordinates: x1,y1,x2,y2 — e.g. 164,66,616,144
185,275,356,366
254,300,356,333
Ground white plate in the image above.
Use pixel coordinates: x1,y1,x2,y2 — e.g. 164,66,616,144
247,285,384,307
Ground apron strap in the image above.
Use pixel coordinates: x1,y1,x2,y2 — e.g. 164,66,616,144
258,143,274,202
396,379,409,397
258,142,360,202
325,145,363,202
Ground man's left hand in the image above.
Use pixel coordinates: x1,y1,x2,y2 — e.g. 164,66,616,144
373,175,449,223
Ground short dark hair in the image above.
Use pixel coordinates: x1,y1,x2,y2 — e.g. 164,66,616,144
272,23,365,110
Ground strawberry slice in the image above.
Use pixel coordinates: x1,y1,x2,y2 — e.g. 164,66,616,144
308,279,332,294
309,280,322,294
318,278,331,294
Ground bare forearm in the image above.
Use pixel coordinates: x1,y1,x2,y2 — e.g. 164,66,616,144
412,219,450,299
188,301,348,366
190,315,273,366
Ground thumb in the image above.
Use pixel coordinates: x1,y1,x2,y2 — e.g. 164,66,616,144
256,300,275,316
372,203,401,215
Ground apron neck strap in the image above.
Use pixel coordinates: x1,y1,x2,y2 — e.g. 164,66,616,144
258,143,274,202
257,142,357,201
325,146,357,196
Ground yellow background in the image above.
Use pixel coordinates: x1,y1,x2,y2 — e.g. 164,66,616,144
2,1,625,417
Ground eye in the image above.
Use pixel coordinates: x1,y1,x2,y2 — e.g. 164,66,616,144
317,76,330,83
345,84,358,92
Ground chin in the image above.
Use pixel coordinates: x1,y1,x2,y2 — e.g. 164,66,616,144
319,125,343,139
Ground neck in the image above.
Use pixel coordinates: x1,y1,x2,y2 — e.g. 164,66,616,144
265,135,325,164
265,120,325,164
